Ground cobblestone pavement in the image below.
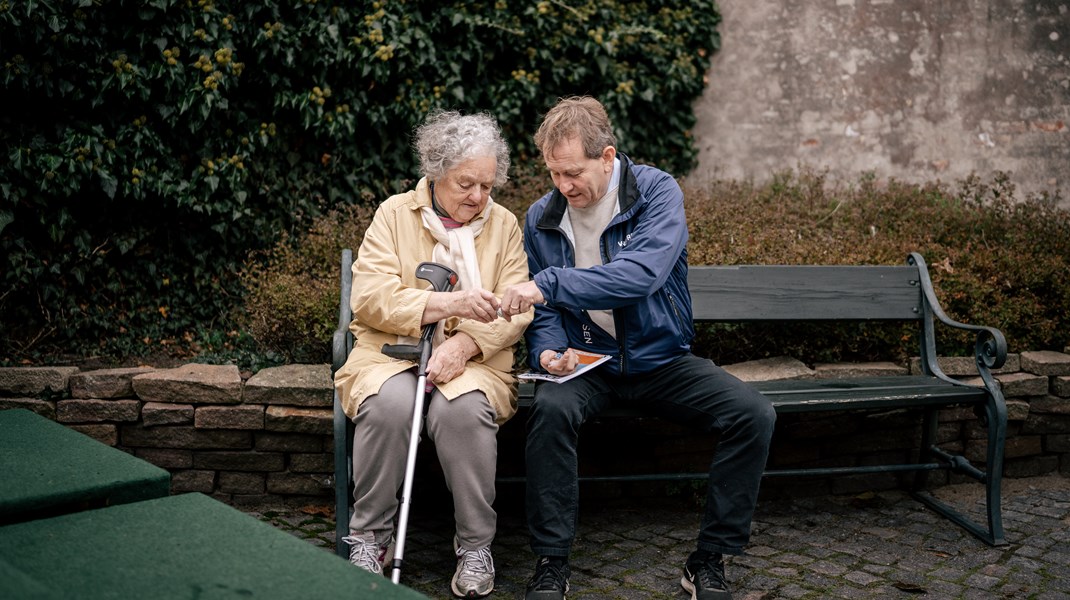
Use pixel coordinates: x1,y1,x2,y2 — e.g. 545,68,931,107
250,475,1070,600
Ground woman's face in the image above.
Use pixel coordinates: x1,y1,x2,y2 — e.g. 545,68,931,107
435,156,497,223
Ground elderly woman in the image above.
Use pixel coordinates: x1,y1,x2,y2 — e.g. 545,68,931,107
334,110,531,599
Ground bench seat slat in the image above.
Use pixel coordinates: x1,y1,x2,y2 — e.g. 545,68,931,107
518,376,985,414
754,376,987,412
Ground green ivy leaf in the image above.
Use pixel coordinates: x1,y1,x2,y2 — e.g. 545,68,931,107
0,210,14,236
9,147,24,171
99,171,118,199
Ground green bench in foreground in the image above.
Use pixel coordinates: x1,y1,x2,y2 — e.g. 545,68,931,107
331,251,1008,552
0,492,427,599
0,408,171,525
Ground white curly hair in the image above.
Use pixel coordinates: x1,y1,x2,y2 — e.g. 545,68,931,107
413,110,510,187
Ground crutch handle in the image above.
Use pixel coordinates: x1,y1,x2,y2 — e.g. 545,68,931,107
381,261,456,367
380,343,423,362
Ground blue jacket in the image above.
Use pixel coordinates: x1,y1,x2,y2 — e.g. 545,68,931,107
524,153,695,376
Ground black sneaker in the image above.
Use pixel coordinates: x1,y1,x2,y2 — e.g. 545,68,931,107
680,550,732,600
525,556,570,600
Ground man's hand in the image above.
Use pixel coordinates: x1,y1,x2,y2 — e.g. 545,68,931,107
499,280,544,321
539,348,579,376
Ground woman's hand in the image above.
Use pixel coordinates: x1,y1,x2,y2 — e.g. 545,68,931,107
423,288,501,324
539,348,579,376
426,333,479,385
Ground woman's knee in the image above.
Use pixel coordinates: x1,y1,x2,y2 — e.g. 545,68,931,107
357,374,417,429
360,395,413,431
426,390,494,434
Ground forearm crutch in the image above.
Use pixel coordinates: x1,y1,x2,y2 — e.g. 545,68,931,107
380,262,458,585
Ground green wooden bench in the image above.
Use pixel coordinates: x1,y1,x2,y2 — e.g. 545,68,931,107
0,408,171,525
331,251,1008,550
0,492,427,599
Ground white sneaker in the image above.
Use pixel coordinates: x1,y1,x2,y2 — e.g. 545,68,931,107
452,538,495,598
341,531,393,576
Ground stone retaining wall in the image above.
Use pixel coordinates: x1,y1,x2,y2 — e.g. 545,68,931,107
1,350,1068,509
0,363,335,510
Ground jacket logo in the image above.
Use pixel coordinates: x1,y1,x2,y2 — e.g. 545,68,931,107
617,233,633,248
582,324,592,345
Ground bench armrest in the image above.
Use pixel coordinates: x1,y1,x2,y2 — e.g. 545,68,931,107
909,252,1008,379
332,249,354,374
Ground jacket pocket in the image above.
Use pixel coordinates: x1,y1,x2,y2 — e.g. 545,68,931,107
666,291,689,344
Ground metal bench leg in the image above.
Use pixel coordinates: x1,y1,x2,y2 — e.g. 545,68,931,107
981,391,1007,545
333,390,351,558
910,396,1007,546
913,407,938,491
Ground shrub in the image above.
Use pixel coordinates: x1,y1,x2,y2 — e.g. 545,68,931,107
242,203,376,363
247,169,1070,367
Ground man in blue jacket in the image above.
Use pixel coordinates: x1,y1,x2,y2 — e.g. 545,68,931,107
500,96,775,600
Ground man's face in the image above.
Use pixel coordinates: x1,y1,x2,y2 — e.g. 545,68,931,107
544,136,615,209
435,155,497,223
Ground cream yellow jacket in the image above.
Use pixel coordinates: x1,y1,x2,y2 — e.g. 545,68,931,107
334,178,532,424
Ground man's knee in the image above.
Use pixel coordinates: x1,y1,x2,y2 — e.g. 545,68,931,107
528,386,584,431
739,389,776,441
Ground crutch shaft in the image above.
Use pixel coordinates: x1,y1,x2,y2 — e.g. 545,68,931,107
390,371,429,583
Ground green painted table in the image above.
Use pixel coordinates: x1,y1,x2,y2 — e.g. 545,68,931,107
0,408,170,524
0,492,427,599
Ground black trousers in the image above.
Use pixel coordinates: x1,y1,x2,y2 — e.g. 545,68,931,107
525,353,776,557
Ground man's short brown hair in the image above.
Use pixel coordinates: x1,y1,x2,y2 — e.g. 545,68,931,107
534,96,618,159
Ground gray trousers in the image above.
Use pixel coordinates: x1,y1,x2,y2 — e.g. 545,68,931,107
349,370,499,550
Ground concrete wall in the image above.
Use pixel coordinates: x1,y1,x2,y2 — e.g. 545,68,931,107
691,0,1070,206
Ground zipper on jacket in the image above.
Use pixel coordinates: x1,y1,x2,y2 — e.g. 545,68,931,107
613,311,628,375
667,292,686,334
603,203,633,375
598,210,629,265
553,225,576,267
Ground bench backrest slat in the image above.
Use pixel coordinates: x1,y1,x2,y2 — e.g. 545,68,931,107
687,265,923,321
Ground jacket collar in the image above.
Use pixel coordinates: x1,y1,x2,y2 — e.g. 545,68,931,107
409,177,435,211
537,152,640,229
